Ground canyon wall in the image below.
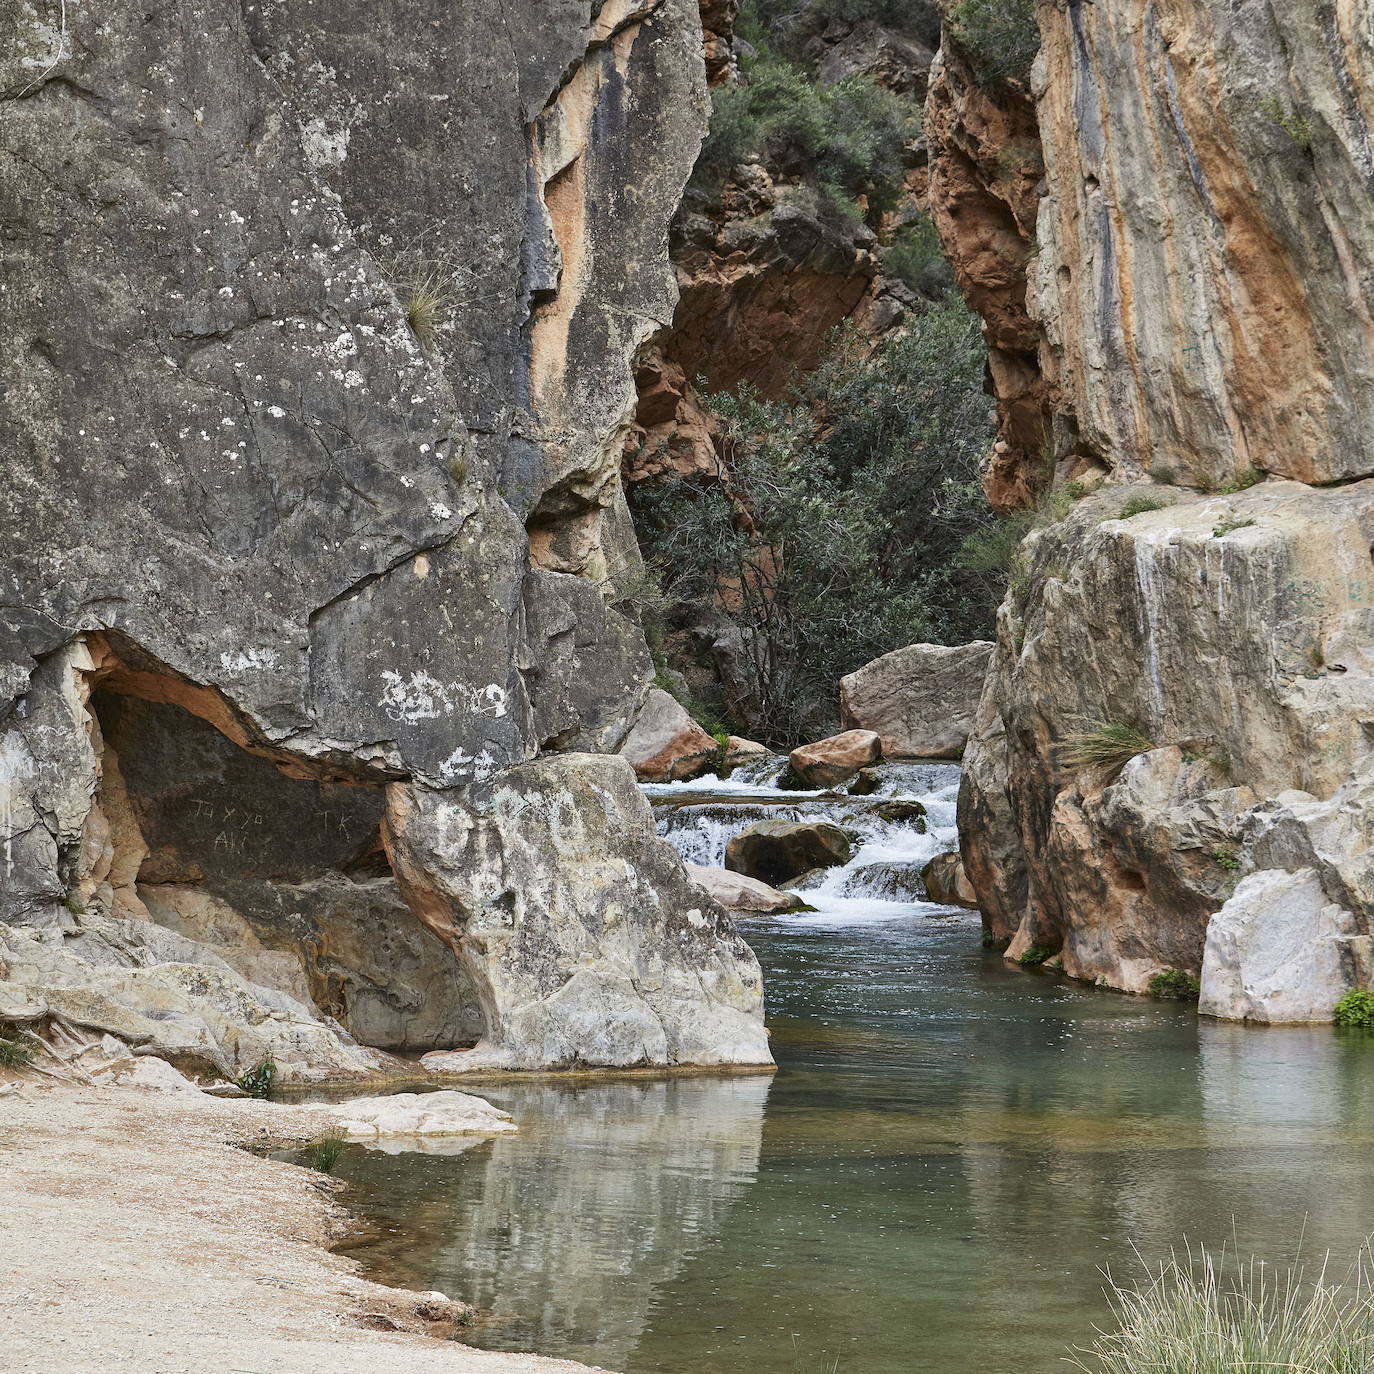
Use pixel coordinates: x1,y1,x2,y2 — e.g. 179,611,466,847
0,0,770,1078
940,1,1374,1018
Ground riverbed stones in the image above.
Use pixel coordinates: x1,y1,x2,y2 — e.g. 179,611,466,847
921,853,978,909
619,688,721,783
788,730,882,789
725,820,853,887
686,864,801,914
840,643,993,759
320,1090,516,1140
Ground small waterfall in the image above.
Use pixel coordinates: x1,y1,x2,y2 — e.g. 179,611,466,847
644,757,964,925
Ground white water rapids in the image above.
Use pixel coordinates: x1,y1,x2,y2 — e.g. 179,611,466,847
644,758,963,926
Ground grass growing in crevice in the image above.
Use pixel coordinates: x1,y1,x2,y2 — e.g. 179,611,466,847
1068,1242,1374,1373
376,240,472,352
1059,722,1156,772
1115,493,1171,520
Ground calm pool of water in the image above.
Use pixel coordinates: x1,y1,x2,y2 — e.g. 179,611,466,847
334,911,1374,1373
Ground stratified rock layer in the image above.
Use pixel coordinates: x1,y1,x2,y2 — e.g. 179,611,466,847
0,0,770,1075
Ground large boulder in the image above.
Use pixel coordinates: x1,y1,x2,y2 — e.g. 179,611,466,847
921,853,978,909
320,1090,516,1140
725,821,852,887
840,643,994,759
1199,870,1373,1023
686,864,801,914
788,730,881,789
619,689,720,783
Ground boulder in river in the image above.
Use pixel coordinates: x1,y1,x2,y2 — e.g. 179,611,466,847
320,1090,517,1140
840,642,994,759
723,736,770,771
686,864,802,915
619,689,721,783
725,820,853,887
921,853,979,909
788,730,882,789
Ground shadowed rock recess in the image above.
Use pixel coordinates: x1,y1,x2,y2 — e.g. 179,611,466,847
0,0,769,1078
931,1,1374,1020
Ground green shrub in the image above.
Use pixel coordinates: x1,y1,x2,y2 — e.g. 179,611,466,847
1333,990,1374,1028
1148,969,1200,1002
237,1055,277,1100
1068,1242,1374,1373
884,215,956,301
1257,96,1314,151
1116,494,1171,520
0,1028,33,1069
950,0,1040,90
1217,466,1264,493
1059,721,1155,772
1018,945,1055,967
1211,845,1242,874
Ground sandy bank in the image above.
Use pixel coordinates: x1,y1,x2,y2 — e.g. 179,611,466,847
0,1080,604,1374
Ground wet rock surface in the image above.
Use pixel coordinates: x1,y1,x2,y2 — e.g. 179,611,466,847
725,820,854,888
788,730,882,790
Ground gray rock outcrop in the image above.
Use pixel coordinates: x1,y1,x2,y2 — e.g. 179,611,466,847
725,820,852,887
840,643,993,759
0,0,770,1077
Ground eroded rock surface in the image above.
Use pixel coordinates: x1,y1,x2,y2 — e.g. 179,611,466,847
619,687,720,782
788,730,881,789
0,0,770,1075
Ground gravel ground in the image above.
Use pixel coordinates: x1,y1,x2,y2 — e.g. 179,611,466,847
0,1077,605,1374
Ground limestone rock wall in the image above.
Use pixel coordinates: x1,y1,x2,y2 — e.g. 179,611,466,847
0,0,770,1076
947,1,1374,1018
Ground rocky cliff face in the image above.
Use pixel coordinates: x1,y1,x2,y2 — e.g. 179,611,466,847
0,0,770,1077
943,1,1374,1019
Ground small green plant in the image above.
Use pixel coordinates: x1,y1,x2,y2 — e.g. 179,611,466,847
1212,517,1254,537
1115,494,1171,520
1068,1242,1374,1372
1148,969,1200,1001
1059,721,1156,772
1211,845,1242,874
1333,989,1374,1028
303,1134,347,1174
1217,466,1264,493
1258,95,1314,151
237,1055,277,1100
950,0,1040,90
0,1026,33,1069
1018,945,1055,967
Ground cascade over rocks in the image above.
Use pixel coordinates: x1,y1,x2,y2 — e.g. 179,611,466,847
0,0,771,1077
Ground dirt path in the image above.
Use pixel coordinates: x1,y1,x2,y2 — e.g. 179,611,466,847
0,1080,605,1374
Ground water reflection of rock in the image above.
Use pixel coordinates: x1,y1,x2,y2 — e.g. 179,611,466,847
353,1074,770,1368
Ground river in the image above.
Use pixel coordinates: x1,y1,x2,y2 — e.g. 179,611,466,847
333,762,1374,1373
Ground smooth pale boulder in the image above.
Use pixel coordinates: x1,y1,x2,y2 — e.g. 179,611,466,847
723,736,770,770
1199,869,1374,1023
789,730,881,789
320,1090,517,1139
686,864,800,914
840,642,994,759
725,820,852,887
619,688,720,782
921,852,978,909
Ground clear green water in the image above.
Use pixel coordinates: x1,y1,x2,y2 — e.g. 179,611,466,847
335,913,1374,1374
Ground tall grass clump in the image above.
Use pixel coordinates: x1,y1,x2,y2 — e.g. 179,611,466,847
1068,1242,1374,1373
303,1135,347,1174
0,1025,33,1069
376,239,472,352
1059,722,1155,772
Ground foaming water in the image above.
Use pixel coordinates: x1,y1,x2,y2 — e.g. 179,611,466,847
329,761,1374,1374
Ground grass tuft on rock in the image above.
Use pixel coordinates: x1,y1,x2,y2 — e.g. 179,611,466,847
1333,990,1374,1029
1067,1242,1374,1373
1059,722,1155,772
0,1026,33,1069
1115,494,1171,520
1148,969,1200,1002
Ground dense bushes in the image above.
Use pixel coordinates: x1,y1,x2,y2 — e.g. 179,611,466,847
741,0,942,55
949,0,1040,90
630,304,997,744
695,57,912,213
883,215,957,300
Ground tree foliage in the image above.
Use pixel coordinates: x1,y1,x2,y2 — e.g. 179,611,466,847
630,304,999,745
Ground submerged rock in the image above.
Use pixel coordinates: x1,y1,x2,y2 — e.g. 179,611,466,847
840,643,993,760
788,730,882,789
686,864,801,915
320,1090,516,1140
619,688,720,783
725,820,853,887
